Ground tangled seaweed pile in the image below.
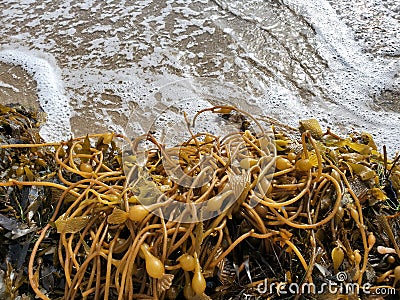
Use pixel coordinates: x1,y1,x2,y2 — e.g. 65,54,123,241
0,104,58,299
1,103,400,300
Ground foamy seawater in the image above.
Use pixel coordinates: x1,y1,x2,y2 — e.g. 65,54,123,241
0,0,399,154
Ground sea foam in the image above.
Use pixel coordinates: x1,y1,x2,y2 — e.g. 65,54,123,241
0,49,72,141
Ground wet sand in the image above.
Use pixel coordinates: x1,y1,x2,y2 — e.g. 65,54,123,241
0,62,39,110
0,0,399,153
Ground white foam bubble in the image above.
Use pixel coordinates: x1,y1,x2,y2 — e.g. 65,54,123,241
0,48,72,141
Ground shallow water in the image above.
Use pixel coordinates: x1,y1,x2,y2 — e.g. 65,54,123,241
0,0,399,154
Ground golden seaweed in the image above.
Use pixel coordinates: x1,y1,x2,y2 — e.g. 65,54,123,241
0,104,399,300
